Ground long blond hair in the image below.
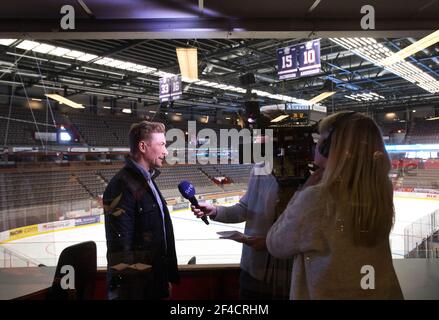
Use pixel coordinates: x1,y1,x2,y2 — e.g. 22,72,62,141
319,112,394,246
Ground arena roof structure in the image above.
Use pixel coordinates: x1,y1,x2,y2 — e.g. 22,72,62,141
0,1,438,116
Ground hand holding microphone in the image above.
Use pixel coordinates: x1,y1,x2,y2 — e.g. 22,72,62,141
178,181,212,225
191,203,217,221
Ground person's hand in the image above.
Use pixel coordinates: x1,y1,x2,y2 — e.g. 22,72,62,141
218,232,267,251
242,236,267,251
191,202,217,220
302,167,324,189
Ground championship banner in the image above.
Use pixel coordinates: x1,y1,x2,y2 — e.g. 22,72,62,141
277,39,321,80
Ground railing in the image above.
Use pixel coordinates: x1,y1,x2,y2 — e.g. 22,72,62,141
0,198,102,232
0,245,41,268
404,209,439,258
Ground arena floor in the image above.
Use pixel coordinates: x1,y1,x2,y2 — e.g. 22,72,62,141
2,197,439,268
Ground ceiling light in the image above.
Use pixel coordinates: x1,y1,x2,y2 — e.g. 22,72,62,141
0,39,17,46
45,94,84,109
380,30,439,66
32,44,55,54
82,66,125,77
48,47,71,57
118,62,136,70
16,40,40,50
77,53,98,62
106,59,124,68
385,112,396,119
330,37,439,93
271,114,290,123
308,91,335,104
122,108,132,114
202,82,219,87
153,70,174,78
94,58,112,65
64,50,85,59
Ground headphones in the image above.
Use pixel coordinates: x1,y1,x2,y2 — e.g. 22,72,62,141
318,111,357,158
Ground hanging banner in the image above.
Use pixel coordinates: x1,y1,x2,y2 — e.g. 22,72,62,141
277,46,298,80
297,39,321,77
159,75,182,103
277,39,321,80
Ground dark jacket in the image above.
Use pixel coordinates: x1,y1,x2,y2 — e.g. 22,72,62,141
103,159,179,299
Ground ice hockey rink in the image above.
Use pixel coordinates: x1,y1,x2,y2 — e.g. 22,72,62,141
2,196,439,268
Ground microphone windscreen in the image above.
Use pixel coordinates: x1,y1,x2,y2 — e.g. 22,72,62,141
178,181,196,199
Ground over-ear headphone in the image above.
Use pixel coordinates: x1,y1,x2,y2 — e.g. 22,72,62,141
318,111,357,158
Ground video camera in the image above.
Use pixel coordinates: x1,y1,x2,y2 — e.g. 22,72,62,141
240,97,324,215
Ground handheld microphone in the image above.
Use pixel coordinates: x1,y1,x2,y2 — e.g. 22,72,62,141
178,181,209,225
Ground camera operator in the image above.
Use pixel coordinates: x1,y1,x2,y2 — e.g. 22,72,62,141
192,158,292,300
192,123,315,300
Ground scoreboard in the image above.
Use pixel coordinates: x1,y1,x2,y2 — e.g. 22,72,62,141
277,39,321,80
159,75,182,103
285,103,309,124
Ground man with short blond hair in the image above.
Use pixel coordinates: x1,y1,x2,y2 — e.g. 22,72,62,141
103,121,179,299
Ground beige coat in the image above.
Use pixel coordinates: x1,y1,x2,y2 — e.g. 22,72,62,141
267,184,404,300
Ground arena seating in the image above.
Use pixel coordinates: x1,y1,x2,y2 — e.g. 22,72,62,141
378,121,406,137
1,105,438,236
0,162,250,231
0,105,242,148
406,118,439,144
0,104,64,146
155,165,224,198
399,168,439,189
66,112,117,147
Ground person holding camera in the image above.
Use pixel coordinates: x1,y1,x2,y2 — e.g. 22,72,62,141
191,161,292,299
266,111,403,299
